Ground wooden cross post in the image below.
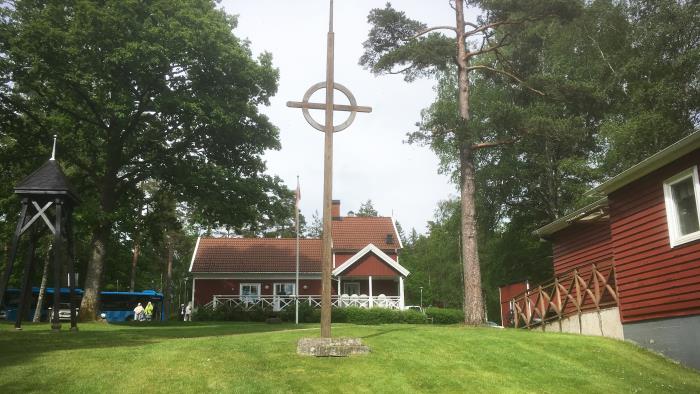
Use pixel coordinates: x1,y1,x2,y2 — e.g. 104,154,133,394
287,0,371,338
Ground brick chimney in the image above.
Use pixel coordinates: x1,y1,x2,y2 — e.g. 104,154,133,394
332,200,341,218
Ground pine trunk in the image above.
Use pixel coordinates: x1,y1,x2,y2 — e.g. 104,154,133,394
163,237,174,321
455,0,484,325
459,144,484,325
32,245,51,323
129,241,140,292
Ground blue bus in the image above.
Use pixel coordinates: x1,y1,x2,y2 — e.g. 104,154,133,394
1,287,83,322
100,290,164,321
1,288,164,322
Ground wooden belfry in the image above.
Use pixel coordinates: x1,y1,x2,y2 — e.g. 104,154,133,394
0,137,80,331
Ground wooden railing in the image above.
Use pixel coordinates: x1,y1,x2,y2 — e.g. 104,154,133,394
204,294,402,311
509,263,618,329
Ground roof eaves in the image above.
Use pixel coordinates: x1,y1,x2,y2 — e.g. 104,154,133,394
533,198,608,238
588,131,700,196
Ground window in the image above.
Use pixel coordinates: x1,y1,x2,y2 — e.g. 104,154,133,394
663,166,700,247
240,283,261,303
343,282,360,295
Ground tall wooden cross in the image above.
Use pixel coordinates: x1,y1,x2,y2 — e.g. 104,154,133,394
287,0,371,338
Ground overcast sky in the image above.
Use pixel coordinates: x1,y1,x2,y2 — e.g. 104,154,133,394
221,1,481,233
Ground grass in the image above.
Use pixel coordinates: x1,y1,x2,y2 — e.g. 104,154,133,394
0,321,699,393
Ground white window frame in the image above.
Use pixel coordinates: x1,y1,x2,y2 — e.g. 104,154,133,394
663,166,700,247
273,283,296,297
239,283,261,302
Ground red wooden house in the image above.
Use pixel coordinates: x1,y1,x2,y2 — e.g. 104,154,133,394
189,200,409,311
502,132,700,369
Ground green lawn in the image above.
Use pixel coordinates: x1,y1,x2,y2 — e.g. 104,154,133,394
0,321,698,393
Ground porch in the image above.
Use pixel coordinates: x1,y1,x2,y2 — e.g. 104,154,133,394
207,293,403,311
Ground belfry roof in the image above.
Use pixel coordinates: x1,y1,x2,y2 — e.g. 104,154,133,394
14,160,79,203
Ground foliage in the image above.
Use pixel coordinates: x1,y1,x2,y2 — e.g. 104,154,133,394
356,199,379,217
0,0,293,319
400,200,463,309
195,305,434,325
306,210,323,238
2,322,700,393
193,303,274,323
395,0,700,325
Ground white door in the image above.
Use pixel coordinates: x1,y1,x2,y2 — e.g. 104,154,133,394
273,283,295,311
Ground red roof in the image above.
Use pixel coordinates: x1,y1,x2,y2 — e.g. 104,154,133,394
332,217,400,251
191,216,400,273
191,238,321,273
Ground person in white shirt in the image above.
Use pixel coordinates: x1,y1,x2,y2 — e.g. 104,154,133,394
133,303,145,321
184,302,192,322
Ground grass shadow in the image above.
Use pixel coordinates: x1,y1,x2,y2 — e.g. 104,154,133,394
0,321,313,369
360,325,417,339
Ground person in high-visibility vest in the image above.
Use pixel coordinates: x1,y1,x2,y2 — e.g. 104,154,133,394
144,301,154,321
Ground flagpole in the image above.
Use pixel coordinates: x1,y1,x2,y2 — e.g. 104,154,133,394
295,176,300,325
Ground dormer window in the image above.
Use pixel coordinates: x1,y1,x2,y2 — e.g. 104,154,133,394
663,166,700,247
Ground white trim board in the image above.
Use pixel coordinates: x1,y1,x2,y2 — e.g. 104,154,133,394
391,217,404,249
332,243,410,277
188,236,201,273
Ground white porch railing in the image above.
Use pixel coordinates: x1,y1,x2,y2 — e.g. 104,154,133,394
204,294,402,311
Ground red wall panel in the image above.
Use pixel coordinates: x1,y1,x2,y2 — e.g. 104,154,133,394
609,149,700,323
551,222,614,277
193,278,330,306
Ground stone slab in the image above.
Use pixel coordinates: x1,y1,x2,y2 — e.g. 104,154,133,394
297,337,371,357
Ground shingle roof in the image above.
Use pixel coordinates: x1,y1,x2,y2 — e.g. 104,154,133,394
14,160,79,203
191,216,401,273
191,238,322,273
332,217,400,251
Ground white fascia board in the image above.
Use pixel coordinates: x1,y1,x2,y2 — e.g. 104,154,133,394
188,236,201,273
391,217,404,249
332,243,410,277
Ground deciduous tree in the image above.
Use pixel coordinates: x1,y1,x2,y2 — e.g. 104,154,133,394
0,0,285,320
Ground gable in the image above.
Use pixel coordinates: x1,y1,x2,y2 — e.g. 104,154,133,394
332,243,409,277
342,253,402,277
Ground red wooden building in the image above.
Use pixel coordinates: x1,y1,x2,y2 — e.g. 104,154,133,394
502,132,700,369
189,200,409,311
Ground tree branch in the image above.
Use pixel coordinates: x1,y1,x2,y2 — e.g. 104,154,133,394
413,25,457,39
466,36,510,59
388,64,415,75
471,139,516,150
465,16,540,37
466,65,545,96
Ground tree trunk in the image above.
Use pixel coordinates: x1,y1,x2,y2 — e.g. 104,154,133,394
163,236,174,321
455,0,484,325
80,141,120,321
33,244,51,323
129,240,140,292
79,225,109,321
460,144,484,325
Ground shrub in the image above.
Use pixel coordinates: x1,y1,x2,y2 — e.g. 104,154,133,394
192,303,276,322
425,307,464,324
194,303,462,325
